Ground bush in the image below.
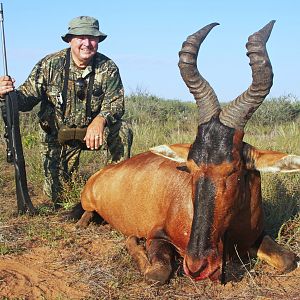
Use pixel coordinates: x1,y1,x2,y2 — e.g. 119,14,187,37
248,94,300,126
125,91,198,127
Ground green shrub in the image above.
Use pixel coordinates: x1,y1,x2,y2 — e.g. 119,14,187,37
247,94,300,126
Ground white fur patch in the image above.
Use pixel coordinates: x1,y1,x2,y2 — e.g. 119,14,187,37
258,155,300,173
150,145,186,162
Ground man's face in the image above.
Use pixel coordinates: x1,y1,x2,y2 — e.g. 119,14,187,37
69,35,100,66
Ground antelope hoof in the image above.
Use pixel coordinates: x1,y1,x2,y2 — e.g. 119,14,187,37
144,261,172,285
278,251,298,273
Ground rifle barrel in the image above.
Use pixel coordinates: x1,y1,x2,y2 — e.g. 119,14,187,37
0,3,8,76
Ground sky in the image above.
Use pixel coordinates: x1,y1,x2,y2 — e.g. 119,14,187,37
1,0,300,102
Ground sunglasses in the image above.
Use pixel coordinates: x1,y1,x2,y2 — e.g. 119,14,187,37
75,77,103,101
75,78,87,100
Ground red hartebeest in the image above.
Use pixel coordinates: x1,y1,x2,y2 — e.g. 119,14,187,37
76,21,300,284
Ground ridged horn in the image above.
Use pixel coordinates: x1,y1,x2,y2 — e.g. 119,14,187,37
178,23,221,124
219,20,275,129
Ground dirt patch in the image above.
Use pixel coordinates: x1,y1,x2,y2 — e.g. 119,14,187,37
0,247,88,299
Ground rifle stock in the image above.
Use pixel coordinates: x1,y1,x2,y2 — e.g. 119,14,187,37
1,3,35,214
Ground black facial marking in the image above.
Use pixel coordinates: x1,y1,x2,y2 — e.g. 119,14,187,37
187,176,216,258
188,117,235,165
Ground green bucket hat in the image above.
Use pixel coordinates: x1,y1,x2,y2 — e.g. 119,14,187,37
61,16,107,43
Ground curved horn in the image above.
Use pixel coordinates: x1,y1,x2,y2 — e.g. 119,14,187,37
178,23,221,124
219,20,275,129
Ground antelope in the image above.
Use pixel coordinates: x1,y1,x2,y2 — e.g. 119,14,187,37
76,21,300,284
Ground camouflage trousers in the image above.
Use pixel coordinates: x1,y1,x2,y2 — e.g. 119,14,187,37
40,120,133,203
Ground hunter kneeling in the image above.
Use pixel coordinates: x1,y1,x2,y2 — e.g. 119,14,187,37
0,15,133,208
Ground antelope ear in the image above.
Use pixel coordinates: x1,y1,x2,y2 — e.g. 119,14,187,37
244,144,300,173
150,145,187,162
256,154,300,173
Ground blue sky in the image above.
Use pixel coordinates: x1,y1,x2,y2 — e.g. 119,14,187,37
1,0,300,102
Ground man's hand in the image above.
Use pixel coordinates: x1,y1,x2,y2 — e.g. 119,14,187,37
0,76,15,98
84,115,106,150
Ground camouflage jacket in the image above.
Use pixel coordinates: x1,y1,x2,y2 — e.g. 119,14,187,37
17,48,125,133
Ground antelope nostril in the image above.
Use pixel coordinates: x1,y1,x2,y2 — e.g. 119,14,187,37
195,260,208,276
185,257,208,277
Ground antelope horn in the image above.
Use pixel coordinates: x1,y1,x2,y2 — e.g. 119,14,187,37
219,20,275,129
178,23,221,124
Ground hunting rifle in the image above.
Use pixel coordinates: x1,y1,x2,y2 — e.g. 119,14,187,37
0,3,35,214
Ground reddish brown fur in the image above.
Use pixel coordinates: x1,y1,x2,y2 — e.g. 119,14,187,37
79,134,298,284
81,136,264,260
81,150,193,249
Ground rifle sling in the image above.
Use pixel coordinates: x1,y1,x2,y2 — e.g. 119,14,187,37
86,59,96,123
61,48,70,118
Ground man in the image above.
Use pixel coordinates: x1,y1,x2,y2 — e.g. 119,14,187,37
0,16,133,206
